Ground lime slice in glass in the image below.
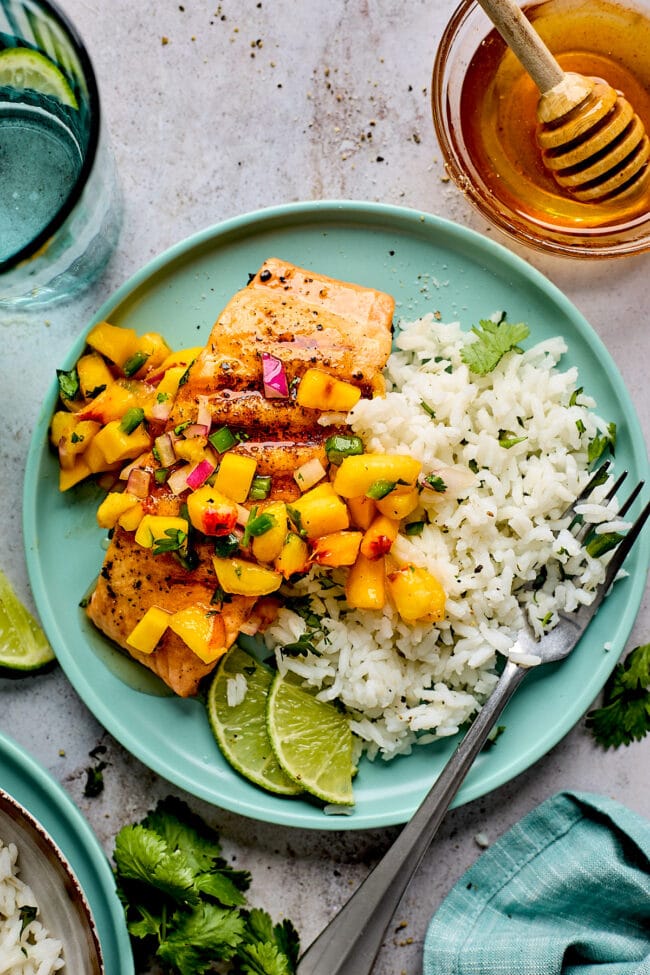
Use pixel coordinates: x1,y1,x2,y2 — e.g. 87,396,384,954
0,48,78,108
267,673,355,806
207,644,302,796
0,569,56,674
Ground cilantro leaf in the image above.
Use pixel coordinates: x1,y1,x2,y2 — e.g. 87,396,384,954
461,319,530,375
113,799,299,974
588,422,617,464
586,643,650,748
157,902,246,972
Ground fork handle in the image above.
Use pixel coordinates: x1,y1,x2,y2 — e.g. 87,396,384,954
296,659,528,975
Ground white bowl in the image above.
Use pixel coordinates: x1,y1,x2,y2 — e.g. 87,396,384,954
0,788,104,973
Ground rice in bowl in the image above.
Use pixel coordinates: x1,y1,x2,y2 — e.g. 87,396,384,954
263,314,626,761
0,837,64,974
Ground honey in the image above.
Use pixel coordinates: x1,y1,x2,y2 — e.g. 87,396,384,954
460,0,650,233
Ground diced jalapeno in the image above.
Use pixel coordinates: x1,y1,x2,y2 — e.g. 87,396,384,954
325,433,364,466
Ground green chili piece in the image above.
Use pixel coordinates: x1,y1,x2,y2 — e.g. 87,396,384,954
325,434,364,466
365,479,396,500
119,407,145,434
208,425,238,453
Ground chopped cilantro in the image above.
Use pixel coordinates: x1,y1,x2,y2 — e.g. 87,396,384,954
19,906,37,933
152,528,187,556
422,474,447,493
588,422,617,464
56,366,80,401
460,319,530,375
586,643,650,748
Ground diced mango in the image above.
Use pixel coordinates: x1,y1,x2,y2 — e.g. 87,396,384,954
345,552,386,610
360,514,400,559
310,530,362,567
154,365,186,399
213,556,282,596
126,606,172,655
76,353,114,400
58,456,92,491
346,494,377,531
333,453,422,498
86,321,139,367
78,381,140,425
287,482,350,540
135,514,189,549
174,436,208,465
135,332,172,371
214,453,257,503
186,485,238,536
96,490,140,529
251,501,288,563
386,563,446,622
50,411,78,448
118,501,145,531
168,603,226,664
58,419,101,469
296,368,362,411
376,488,420,521
92,420,152,465
274,531,310,579
157,346,203,372
83,437,123,475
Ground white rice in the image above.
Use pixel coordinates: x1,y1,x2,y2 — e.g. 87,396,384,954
263,314,626,761
0,839,64,974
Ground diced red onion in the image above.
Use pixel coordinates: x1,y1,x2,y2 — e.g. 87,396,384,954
236,504,250,526
167,466,190,495
154,433,176,468
294,456,326,492
151,399,172,421
119,452,150,480
196,395,212,431
262,352,289,398
183,423,209,439
186,458,215,490
126,468,151,498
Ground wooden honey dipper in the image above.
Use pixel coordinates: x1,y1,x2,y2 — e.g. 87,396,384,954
476,0,650,202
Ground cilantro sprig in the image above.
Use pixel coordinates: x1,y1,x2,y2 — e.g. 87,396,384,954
461,318,530,375
586,643,650,748
113,797,299,974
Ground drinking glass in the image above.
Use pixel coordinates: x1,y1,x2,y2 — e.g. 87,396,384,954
0,0,121,307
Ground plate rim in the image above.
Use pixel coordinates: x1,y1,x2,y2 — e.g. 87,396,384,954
23,199,650,830
0,729,134,972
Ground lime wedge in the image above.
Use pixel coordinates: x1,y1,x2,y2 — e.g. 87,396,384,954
0,569,56,674
267,673,355,806
0,48,78,108
207,645,302,796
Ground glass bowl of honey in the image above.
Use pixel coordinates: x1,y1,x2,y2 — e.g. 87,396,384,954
432,0,650,257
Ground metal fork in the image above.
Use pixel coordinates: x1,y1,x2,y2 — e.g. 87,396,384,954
296,470,649,975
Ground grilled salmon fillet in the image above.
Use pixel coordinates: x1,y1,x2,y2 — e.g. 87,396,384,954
86,259,394,696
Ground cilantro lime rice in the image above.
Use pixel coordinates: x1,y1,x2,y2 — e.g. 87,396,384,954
263,314,626,761
0,838,64,974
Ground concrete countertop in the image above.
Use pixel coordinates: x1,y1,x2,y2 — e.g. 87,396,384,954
1,2,648,973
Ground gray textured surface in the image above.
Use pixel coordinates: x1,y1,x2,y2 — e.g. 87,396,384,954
1,2,648,973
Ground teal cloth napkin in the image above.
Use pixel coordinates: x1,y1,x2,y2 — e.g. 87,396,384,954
423,790,650,975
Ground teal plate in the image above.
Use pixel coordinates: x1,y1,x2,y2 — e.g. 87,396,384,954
23,201,649,830
0,730,134,972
